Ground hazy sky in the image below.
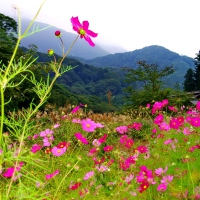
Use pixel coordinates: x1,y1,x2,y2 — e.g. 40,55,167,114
0,0,199,57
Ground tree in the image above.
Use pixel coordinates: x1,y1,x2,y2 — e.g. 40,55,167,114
193,50,200,90
183,68,196,92
0,13,18,64
123,60,175,108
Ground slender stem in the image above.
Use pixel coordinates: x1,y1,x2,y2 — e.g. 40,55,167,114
53,160,80,199
187,161,195,195
0,86,4,147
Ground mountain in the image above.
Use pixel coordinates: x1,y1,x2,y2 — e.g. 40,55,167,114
77,45,196,85
19,18,110,59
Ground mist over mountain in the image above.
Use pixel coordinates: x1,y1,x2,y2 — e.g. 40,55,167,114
19,18,110,59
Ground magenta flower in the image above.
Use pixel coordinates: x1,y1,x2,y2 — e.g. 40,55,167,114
103,145,113,152
98,134,107,144
45,170,59,180
71,16,98,46
51,146,66,156
169,118,181,129
190,117,200,127
74,132,89,144
154,114,164,124
137,145,148,153
196,101,200,111
3,162,24,178
71,105,80,114
81,118,97,132
83,171,94,180
31,144,42,153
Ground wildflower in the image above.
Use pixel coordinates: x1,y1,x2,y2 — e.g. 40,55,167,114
51,146,66,156
183,127,192,135
190,117,200,127
146,103,150,109
103,145,113,152
155,166,168,176
47,49,54,56
92,139,101,147
69,182,82,190
45,147,51,154
31,144,42,153
98,134,107,144
154,114,164,124
93,156,105,165
157,183,167,191
161,175,173,184
83,171,94,180
115,125,128,134
74,132,89,144
45,170,59,180
138,180,149,193
125,138,134,148
53,124,60,129
81,118,97,132
79,188,89,198
88,148,98,156
55,30,61,37
43,135,54,147
164,139,173,145
71,16,98,46
71,105,80,114
159,121,170,131
96,165,109,172
40,129,54,137
196,101,200,111
169,118,181,129
125,174,134,184
57,141,70,148
168,106,178,112
3,162,24,178
137,146,148,153
162,99,169,107
130,122,142,130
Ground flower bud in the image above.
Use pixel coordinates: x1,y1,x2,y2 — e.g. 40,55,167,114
55,30,61,37
48,49,54,56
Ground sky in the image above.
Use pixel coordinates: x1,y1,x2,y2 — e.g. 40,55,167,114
0,0,200,57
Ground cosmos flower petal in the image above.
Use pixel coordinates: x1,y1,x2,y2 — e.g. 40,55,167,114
82,20,89,30
86,29,98,37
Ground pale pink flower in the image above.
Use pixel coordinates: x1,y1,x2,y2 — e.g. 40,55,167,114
183,127,192,135
53,124,60,129
115,125,128,134
51,146,66,156
40,129,53,137
96,165,109,172
83,171,94,180
155,166,168,176
92,139,101,147
161,175,173,184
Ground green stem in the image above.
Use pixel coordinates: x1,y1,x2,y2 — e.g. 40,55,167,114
0,86,4,146
53,160,80,200
187,161,195,195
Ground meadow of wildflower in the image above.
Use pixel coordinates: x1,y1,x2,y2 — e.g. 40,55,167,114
0,2,200,200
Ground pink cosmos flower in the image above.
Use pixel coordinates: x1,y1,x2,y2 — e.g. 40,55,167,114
74,132,89,144
154,114,164,125
55,30,61,37
3,162,24,178
137,146,148,153
103,145,113,152
72,118,81,123
159,121,170,131
83,171,94,180
125,174,134,184
40,129,53,137
92,139,101,147
157,183,167,191
161,175,173,184
196,101,200,111
183,127,192,135
45,170,59,180
53,124,60,129
115,125,128,134
190,117,200,127
98,134,107,144
81,118,97,132
155,166,168,176
96,165,109,172
51,146,66,156
71,105,80,114
169,118,181,129
31,144,42,153
164,139,173,145
71,16,98,46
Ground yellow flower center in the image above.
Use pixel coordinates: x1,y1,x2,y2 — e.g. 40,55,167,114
79,28,85,35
